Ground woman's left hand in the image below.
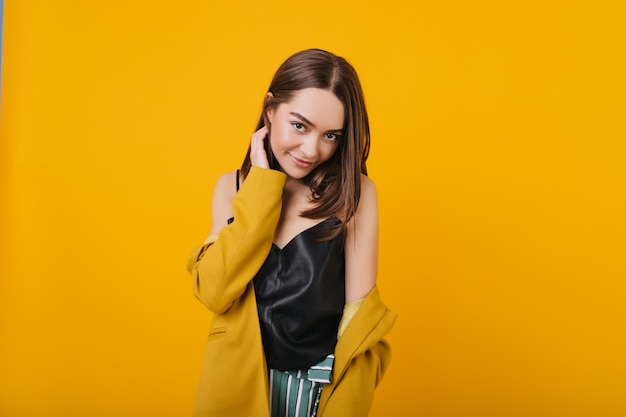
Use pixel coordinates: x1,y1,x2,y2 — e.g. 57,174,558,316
250,126,270,169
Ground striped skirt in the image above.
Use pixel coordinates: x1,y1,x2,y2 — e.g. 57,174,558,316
268,354,334,417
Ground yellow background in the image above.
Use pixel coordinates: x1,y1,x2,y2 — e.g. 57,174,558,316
1,1,625,416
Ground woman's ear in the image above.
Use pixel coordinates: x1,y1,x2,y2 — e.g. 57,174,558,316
265,92,275,125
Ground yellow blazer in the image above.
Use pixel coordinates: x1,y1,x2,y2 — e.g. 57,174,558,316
187,167,396,417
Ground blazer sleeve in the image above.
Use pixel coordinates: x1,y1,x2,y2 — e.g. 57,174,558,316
187,167,286,313
321,339,392,417
319,287,396,417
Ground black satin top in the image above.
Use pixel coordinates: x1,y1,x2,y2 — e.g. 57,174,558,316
253,217,345,371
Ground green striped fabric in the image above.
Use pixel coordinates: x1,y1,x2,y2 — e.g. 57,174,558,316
307,354,334,383
269,354,334,417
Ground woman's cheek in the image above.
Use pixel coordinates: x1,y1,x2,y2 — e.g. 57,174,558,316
275,125,293,145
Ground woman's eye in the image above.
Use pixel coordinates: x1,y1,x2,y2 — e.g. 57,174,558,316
292,123,305,131
325,133,339,141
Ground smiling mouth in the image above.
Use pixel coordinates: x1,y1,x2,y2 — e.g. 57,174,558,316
289,153,313,168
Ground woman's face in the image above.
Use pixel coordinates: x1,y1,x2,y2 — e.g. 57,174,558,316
267,88,344,179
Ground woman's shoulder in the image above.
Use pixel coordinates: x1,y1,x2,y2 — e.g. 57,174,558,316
337,174,377,223
352,174,378,223
213,170,241,197
359,174,377,204
210,170,240,233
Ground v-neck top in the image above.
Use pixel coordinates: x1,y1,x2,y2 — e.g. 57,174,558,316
253,217,345,371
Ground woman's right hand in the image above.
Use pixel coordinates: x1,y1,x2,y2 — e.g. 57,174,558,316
250,126,270,169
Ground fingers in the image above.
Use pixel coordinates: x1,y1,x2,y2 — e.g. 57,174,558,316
250,126,270,169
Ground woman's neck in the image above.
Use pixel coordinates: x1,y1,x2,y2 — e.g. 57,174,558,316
284,177,308,194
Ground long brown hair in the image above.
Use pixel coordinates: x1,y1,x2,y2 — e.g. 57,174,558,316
241,49,371,239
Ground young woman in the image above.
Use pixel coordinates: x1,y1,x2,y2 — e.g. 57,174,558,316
187,49,396,417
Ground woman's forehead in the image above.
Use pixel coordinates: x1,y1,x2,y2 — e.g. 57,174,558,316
280,88,345,129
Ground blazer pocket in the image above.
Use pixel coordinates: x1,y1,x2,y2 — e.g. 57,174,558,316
207,326,227,342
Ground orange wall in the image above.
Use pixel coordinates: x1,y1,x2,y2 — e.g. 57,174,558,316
1,1,625,416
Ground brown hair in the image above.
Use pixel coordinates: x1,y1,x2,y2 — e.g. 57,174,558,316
241,49,371,239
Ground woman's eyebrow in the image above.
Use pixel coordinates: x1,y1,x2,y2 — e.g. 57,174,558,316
290,112,315,127
289,112,343,133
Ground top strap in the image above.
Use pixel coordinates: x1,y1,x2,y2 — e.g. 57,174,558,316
227,170,240,225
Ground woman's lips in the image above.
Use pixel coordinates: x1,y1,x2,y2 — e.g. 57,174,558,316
289,153,313,168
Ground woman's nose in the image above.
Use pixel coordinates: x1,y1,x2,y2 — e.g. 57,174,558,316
299,135,319,158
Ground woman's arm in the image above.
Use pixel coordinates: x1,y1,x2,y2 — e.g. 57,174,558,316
325,177,395,416
187,166,285,313
344,174,379,303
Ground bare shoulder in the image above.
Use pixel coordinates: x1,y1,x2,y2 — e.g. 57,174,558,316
210,170,240,234
213,171,239,197
353,174,378,222
359,174,377,204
